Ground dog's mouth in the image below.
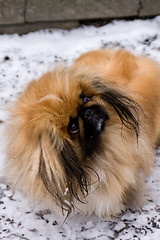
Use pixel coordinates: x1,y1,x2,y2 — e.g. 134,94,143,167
79,105,109,154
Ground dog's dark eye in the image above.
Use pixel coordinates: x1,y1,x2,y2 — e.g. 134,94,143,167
80,93,90,104
68,118,79,135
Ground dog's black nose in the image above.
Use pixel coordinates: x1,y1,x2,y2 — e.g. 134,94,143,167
81,108,93,120
80,105,109,122
80,104,109,136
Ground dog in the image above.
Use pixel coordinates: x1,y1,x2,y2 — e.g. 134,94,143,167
5,48,160,218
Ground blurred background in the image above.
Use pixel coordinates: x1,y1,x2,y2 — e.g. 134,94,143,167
0,0,160,34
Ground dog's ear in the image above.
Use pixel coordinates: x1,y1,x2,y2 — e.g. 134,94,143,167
93,80,141,138
39,132,71,213
59,140,91,201
39,131,92,215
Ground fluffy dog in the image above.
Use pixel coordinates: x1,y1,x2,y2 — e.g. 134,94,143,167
5,49,160,218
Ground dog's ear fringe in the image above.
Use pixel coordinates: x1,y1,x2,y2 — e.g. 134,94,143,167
39,142,73,215
39,134,99,218
59,140,91,201
59,140,100,217
93,80,141,138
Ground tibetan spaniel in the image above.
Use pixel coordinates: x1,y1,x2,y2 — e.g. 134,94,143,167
5,49,160,218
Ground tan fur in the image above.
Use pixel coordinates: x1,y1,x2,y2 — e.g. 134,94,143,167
5,49,160,218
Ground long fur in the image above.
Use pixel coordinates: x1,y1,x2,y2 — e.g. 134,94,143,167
5,49,160,218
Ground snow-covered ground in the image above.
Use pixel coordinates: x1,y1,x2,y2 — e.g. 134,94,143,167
0,16,160,240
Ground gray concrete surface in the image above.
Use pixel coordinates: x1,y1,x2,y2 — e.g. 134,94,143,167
139,0,160,16
0,0,160,34
0,0,25,24
25,0,139,22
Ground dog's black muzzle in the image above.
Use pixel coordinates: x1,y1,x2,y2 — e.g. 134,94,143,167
80,105,109,142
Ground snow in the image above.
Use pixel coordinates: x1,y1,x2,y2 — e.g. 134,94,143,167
0,16,160,239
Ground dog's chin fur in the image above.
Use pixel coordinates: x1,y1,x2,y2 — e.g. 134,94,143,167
5,49,160,218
